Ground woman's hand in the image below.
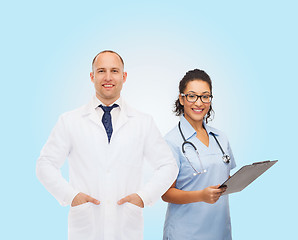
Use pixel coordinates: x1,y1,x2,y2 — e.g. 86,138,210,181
201,185,226,204
162,181,227,204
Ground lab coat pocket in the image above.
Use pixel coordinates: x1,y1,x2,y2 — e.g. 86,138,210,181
68,203,95,240
121,202,143,240
126,202,143,213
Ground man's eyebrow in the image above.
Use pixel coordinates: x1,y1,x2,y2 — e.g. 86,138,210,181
96,67,120,70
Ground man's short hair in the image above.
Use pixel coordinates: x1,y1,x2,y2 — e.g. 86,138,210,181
92,50,124,71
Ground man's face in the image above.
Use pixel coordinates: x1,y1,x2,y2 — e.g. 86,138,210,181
90,52,127,105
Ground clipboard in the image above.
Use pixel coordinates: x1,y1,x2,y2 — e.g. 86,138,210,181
220,160,278,195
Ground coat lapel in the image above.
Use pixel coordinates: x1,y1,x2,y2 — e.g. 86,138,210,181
113,99,136,135
81,99,105,132
113,109,129,135
81,97,137,142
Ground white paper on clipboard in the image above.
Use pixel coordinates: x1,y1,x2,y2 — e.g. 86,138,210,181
220,160,278,195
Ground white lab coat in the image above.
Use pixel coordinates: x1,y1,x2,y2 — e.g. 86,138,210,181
36,97,178,240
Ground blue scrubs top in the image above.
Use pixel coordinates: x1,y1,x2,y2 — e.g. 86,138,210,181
163,116,236,240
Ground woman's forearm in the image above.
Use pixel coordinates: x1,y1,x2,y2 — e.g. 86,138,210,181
162,187,204,204
162,184,224,204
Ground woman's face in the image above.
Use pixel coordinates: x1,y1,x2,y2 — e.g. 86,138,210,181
179,79,211,125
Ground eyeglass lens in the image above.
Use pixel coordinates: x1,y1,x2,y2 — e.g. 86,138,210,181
186,94,212,103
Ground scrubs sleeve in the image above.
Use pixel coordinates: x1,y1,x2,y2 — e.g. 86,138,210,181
137,116,178,207
165,138,181,170
227,140,236,170
36,114,79,206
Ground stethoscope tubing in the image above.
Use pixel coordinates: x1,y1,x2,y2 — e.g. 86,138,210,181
178,121,230,175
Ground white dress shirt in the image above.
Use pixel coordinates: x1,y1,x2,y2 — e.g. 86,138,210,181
92,95,121,130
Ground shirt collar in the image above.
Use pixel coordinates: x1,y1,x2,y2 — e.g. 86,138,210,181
82,96,139,117
179,115,219,140
92,95,122,110
179,115,196,140
203,122,219,136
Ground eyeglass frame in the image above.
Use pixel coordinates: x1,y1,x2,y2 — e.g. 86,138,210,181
180,93,213,103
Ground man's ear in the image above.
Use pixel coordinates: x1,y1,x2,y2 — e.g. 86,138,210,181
90,72,94,83
122,72,127,83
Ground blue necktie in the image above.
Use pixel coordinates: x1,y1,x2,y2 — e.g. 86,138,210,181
99,104,118,143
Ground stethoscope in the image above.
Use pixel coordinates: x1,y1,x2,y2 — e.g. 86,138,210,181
178,122,230,176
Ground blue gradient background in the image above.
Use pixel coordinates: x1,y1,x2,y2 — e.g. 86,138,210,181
1,1,297,239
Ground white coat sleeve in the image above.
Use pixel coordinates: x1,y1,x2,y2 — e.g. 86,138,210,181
137,117,178,206
36,115,79,206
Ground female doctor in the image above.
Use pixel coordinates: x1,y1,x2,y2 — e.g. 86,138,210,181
162,69,236,240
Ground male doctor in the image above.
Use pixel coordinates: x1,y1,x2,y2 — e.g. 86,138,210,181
36,50,178,240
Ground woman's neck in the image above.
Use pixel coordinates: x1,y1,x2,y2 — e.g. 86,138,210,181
184,115,209,146
184,115,205,133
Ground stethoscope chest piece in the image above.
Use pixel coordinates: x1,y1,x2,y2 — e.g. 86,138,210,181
222,154,230,164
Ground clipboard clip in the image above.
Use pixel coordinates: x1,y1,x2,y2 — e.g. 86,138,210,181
252,160,270,165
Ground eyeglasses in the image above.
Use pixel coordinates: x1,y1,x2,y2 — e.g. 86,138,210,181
181,93,213,103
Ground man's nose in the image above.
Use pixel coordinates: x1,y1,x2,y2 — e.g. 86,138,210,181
105,71,112,80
